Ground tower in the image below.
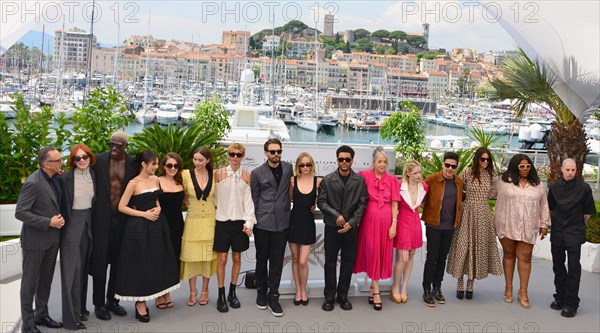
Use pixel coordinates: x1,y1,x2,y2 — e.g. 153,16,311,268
324,14,335,37
422,23,430,49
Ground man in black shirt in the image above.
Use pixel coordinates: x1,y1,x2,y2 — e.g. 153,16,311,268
547,158,596,318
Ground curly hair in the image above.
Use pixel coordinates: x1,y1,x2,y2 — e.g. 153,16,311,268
501,154,540,186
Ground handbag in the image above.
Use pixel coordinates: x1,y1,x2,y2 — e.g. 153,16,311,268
244,271,257,289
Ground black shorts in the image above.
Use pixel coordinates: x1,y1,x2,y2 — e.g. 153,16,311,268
213,220,250,252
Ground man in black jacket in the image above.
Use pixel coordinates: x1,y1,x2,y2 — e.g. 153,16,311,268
317,145,369,311
547,158,596,318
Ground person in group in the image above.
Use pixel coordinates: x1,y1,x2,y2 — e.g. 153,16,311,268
114,150,180,323
494,154,549,308
547,158,596,318
90,131,134,320
156,152,185,309
16,147,65,333
447,147,502,300
421,151,464,307
250,138,293,317
180,147,218,307
353,147,399,311
288,152,321,306
213,143,256,313
390,159,428,304
318,145,369,312
60,144,96,330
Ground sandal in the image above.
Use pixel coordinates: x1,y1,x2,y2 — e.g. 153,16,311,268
373,293,382,311
368,286,374,305
199,291,209,306
165,302,173,308
187,292,197,307
155,296,166,309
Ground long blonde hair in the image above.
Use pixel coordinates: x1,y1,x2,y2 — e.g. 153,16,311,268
294,152,316,176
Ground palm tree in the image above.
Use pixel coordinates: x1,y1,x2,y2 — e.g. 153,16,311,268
489,48,589,183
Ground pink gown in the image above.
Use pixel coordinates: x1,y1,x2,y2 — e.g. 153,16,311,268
353,169,400,280
394,180,428,250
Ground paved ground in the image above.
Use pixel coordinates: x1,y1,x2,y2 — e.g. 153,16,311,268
1,252,599,333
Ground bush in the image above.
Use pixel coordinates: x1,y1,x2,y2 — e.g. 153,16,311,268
586,202,600,244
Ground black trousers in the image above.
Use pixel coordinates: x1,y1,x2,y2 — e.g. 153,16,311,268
253,227,289,295
324,225,358,300
423,226,454,290
551,239,582,309
92,215,121,307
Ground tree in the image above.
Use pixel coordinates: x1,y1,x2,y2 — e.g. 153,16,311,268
375,45,386,55
355,38,373,53
335,33,341,44
380,100,425,161
71,86,134,153
406,35,427,48
282,20,308,33
489,47,589,183
371,30,390,39
456,69,471,97
344,41,351,54
354,29,371,40
249,36,256,50
389,30,407,42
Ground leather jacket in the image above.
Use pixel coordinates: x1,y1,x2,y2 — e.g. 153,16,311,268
317,169,369,229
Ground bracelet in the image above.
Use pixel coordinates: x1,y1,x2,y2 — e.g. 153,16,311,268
392,219,398,222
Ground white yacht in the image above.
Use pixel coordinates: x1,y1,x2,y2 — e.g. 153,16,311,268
296,117,319,132
135,107,157,124
156,104,179,125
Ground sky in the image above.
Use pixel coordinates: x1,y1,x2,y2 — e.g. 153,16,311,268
4,0,521,52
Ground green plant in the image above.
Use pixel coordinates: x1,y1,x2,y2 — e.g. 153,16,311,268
71,85,133,153
587,202,600,244
380,100,425,161
420,149,473,178
0,94,66,203
129,97,231,168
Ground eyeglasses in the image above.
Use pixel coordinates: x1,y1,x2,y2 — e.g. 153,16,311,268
479,157,491,162
298,163,312,168
267,149,283,155
109,142,124,150
165,163,179,169
228,152,243,158
46,158,63,163
518,164,532,170
74,155,89,162
337,157,352,163
444,163,458,169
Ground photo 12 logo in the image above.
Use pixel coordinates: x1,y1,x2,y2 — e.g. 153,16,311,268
1,1,140,24
399,1,539,24
200,1,340,24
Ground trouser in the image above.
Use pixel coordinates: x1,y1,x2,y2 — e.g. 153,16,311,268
423,226,454,290
551,239,582,309
92,215,121,307
253,227,289,295
20,242,59,328
324,225,358,300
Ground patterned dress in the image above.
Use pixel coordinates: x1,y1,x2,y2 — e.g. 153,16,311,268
446,168,503,281
180,170,217,280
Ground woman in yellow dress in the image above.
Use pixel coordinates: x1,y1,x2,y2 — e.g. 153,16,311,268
180,147,217,306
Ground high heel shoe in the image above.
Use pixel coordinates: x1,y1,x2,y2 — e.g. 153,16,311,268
135,302,150,323
518,289,530,309
400,294,408,303
389,293,402,304
503,286,513,303
368,286,374,305
373,293,382,311
187,291,197,306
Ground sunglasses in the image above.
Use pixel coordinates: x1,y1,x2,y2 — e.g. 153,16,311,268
337,157,352,163
298,163,312,168
518,164,532,170
444,163,458,169
479,157,491,162
165,163,179,169
74,155,89,162
228,152,243,158
267,149,283,155
47,158,63,163
109,142,124,150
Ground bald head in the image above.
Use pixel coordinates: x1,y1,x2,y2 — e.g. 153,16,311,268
561,158,576,181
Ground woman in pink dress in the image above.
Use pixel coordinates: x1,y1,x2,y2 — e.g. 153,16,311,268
353,147,399,311
390,160,428,304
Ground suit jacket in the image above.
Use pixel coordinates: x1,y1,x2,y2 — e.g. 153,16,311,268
89,151,135,277
15,169,62,250
421,171,464,228
317,168,369,229
61,168,96,243
250,161,293,232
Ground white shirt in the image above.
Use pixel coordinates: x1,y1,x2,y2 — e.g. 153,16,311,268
214,165,256,229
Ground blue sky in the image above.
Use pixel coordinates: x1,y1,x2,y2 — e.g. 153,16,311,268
16,1,517,52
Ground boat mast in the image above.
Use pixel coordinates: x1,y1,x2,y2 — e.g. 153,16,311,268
85,0,96,104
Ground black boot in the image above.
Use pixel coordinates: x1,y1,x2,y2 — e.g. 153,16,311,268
216,287,229,313
228,283,241,309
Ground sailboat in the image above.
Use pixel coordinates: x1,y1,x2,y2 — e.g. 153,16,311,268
135,15,156,124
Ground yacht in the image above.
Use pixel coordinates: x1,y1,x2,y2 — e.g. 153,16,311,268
156,104,179,125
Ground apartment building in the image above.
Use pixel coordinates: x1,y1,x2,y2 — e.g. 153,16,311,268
54,28,98,72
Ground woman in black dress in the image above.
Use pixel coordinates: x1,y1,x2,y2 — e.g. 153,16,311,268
115,150,180,323
288,152,321,305
156,152,185,309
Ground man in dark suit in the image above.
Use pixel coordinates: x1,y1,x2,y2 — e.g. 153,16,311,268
89,131,134,320
250,138,293,317
16,146,65,333
547,158,596,318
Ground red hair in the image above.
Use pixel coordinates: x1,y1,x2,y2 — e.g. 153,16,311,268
67,143,96,169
